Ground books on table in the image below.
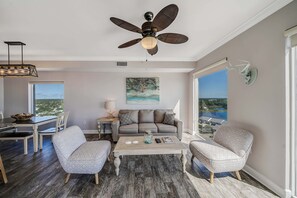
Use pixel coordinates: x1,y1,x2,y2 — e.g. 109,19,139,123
162,136,173,143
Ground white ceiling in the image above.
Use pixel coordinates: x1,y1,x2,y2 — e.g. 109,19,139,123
0,0,292,65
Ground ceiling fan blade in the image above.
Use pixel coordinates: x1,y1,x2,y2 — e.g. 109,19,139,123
157,33,188,44
110,17,142,33
152,4,178,32
147,45,158,55
118,38,142,48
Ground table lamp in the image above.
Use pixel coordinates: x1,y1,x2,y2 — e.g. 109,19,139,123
104,100,116,118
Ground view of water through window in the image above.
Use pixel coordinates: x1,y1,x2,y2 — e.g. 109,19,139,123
33,83,64,116
198,69,228,138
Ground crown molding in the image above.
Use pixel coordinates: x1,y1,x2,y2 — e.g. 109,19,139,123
194,0,293,61
37,67,195,73
0,55,197,62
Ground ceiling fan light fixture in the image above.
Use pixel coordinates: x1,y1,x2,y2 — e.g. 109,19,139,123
110,4,187,55
141,36,157,49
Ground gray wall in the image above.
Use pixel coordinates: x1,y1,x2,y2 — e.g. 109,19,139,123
3,71,189,130
189,1,297,195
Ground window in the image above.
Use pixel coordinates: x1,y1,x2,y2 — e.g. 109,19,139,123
293,45,297,198
192,58,228,139
29,82,64,116
197,69,228,139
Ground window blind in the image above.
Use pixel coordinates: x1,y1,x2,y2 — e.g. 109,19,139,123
193,58,228,79
285,25,297,47
291,34,297,47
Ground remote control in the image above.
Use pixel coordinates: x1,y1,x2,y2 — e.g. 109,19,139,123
155,138,161,143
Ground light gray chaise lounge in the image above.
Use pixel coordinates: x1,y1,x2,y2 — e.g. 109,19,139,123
190,125,253,184
53,125,111,184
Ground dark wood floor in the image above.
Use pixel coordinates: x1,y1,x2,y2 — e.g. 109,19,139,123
0,133,278,198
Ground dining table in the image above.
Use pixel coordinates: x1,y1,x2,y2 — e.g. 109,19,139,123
0,116,57,152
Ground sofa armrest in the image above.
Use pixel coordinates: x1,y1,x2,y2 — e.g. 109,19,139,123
111,120,120,142
174,118,183,140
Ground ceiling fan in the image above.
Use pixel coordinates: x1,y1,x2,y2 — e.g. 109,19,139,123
110,4,188,56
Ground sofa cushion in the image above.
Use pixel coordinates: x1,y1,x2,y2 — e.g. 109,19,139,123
139,110,154,123
119,124,138,134
156,123,177,133
119,113,133,125
119,110,139,123
66,141,111,174
154,109,173,123
163,112,175,125
139,123,158,133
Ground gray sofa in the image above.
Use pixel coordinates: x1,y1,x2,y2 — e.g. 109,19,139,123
111,109,183,142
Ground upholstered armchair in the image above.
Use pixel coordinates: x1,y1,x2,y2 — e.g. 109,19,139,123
52,125,111,184
190,125,253,183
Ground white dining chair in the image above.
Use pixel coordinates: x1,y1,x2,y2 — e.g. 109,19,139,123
39,112,70,150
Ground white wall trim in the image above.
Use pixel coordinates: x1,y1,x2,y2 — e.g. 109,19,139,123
243,165,291,198
193,58,228,78
183,128,206,140
83,130,98,134
284,25,297,37
83,129,111,135
194,0,293,61
183,128,194,135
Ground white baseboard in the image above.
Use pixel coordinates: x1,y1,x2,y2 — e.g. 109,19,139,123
83,130,98,134
184,128,195,135
243,165,291,198
82,130,111,135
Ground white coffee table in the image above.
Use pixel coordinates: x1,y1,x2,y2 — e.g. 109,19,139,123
113,136,187,176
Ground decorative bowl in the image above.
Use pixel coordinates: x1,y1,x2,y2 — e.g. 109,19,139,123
11,113,34,121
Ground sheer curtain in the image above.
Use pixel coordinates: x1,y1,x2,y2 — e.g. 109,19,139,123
285,25,297,197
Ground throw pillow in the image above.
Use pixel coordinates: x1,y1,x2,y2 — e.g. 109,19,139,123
119,113,133,125
163,113,175,125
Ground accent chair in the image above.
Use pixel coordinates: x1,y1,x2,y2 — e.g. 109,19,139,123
190,125,253,183
52,125,111,184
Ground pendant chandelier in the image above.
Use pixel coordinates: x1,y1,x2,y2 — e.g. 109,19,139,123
0,41,38,77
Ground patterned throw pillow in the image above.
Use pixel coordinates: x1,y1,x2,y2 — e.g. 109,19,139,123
163,113,175,125
119,113,133,125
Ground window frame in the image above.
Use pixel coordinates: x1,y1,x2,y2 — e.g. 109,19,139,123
28,81,64,115
284,25,297,197
192,58,228,136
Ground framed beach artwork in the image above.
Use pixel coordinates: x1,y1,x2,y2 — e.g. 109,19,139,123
126,77,160,104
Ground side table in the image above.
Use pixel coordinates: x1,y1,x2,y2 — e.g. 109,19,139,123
97,117,117,140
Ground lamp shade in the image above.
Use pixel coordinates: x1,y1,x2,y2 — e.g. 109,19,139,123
141,36,157,49
104,100,116,110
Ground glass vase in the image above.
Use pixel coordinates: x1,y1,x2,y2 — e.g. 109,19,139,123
144,130,153,144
